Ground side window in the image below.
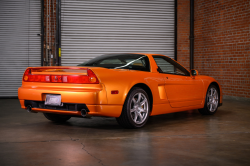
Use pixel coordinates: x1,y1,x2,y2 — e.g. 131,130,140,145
153,56,190,76
154,58,175,74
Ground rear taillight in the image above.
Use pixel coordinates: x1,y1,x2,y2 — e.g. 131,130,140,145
23,68,99,84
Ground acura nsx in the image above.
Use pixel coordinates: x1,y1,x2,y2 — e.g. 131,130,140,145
18,53,222,128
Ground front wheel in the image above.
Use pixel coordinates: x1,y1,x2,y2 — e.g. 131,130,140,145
199,85,219,115
116,87,150,128
43,113,71,123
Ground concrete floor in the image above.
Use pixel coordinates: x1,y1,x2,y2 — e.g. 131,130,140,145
0,99,249,166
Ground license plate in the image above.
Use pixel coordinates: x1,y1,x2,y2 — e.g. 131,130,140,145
45,94,62,106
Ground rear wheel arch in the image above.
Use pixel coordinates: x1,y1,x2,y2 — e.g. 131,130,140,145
117,86,151,128
126,83,153,113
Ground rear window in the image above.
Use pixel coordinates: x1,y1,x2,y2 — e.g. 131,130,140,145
78,54,150,72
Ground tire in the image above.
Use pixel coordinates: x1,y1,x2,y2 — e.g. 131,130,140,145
199,85,219,115
116,87,150,128
43,113,71,123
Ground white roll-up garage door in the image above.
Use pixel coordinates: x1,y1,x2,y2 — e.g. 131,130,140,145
0,0,41,97
61,0,175,66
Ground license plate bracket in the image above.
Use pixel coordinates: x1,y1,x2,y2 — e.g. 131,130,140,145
45,94,62,106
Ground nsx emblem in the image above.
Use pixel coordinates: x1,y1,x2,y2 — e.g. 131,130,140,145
51,75,62,82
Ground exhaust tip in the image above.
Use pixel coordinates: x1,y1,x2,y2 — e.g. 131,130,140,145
27,105,37,113
27,105,32,112
81,109,87,117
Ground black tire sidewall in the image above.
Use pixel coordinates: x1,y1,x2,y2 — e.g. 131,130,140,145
124,87,150,128
204,85,219,114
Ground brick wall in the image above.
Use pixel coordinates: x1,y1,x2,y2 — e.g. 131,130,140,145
177,0,250,99
177,0,190,69
43,0,57,66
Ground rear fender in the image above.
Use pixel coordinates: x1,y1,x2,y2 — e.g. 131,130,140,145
92,68,157,105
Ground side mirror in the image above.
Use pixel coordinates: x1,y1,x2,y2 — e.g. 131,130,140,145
191,69,198,76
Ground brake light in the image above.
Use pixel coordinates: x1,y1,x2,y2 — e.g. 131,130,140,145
23,69,50,82
23,68,99,84
87,69,99,83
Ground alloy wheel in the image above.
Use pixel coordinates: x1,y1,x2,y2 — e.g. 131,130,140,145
130,92,149,124
207,87,219,112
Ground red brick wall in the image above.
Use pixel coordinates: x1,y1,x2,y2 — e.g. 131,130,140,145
43,0,57,66
177,0,190,69
177,0,250,99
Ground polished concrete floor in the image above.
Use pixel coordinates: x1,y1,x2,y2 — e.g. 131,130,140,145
0,99,249,166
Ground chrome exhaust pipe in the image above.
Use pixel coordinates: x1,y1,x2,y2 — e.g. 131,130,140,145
27,105,37,113
81,109,91,118
81,109,87,117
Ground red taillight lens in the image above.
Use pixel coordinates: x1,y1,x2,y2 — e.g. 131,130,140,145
25,75,51,82
24,68,31,75
23,69,31,81
62,75,89,83
87,69,99,84
23,68,99,84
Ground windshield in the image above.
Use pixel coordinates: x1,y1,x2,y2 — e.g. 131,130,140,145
78,53,150,72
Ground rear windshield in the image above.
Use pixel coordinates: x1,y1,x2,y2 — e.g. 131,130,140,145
78,53,150,72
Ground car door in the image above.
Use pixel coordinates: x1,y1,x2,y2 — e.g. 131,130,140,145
153,55,204,108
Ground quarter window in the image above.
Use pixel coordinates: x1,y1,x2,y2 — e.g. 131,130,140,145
153,56,190,76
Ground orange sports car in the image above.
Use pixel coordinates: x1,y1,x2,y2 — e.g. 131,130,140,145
18,53,222,128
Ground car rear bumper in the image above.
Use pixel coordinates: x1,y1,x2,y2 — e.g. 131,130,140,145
19,99,122,117
18,84,108,104
18,84,122,117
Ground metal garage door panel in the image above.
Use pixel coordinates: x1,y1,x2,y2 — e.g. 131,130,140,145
61,0,175,66
0,0,41,97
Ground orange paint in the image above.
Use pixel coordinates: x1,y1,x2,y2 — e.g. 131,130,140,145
18,53,222,118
